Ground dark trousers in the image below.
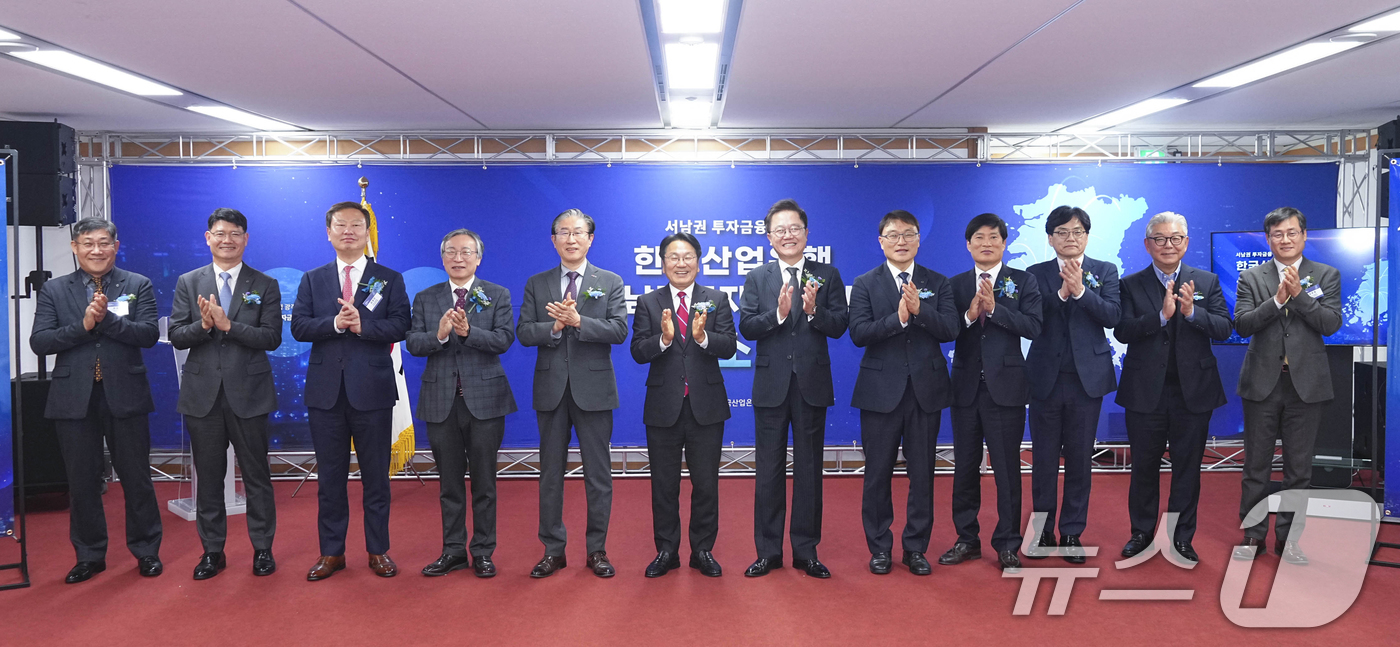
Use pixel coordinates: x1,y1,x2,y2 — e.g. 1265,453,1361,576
753,377,827,560
53,382,162,562
185,387,275,553
646,398,724,555
860,381,937,555
1240,371,1322,542
307,382,393,556
951,381,1026,553
537,383,614,556
1126,379,1210,544
427,398,504,557
1029,372,1102,537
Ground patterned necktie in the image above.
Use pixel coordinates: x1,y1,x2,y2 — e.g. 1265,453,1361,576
565,271,579,301
93,274,104,382
677,291,690,396
454,287,468,394
219,271,233,310
978,272,990,326
342,266,354,303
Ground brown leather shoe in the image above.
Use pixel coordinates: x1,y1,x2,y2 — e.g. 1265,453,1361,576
368,554,398,578
586,551,616,578
306,555,346,581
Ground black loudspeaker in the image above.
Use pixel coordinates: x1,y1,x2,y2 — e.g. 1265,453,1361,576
0,121,78,227
1311,347,1358,488
14,173,75,226
12,376,68,495
1354,361,1387,471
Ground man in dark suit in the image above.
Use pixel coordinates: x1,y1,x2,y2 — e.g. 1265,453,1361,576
1024,206,1120,564
168,208,283,580
517,209,629,579
738,199,848,579
1233,207,1341,565
408,228,517,579
30,218,163,584
940,213,1042,572
631,231,738,578
291,201,411,581
1114,212,1232,564
849,210,959,576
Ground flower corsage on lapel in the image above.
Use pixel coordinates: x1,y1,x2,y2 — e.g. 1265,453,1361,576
1192,290,1205,301
994,276,1019,299
917,287,935,299
116,293,136,303
582,286,606,300
690,299,717,314
1300,275,1315,290
1083,270,1101,289
241,290,261,305
801,269,826,289
468,285,492,312
359,277,386,295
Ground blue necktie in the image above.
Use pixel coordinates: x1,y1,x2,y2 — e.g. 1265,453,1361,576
219,271,233,310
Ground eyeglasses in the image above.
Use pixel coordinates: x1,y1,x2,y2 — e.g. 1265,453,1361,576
1147,235,1187,247
770,225,806,237
330,220,366,233
442,249,479,260
880,232,920,243
1269,230,1303,241
76,241,115,251
209,231,245,241
1052,228,1087,240
553,230,590,240
664,254,698,265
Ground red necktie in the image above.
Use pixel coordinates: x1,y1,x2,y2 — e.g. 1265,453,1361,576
677,291,690,396
342,266,354,302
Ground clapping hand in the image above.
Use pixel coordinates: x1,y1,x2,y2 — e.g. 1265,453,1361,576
777,284,794,319
901,280,921,317
1283,266,1303,299
205,294,231,332
1059,258,1084,299
83,291,108,331
979,275,997,315
1174,280,1196,318
801,281,819,316
546,298,581,332
335,298,361,334
197,295,215,330
660,308,675,345
451,307,470,337
692,310,708,345
1161,280,1177,319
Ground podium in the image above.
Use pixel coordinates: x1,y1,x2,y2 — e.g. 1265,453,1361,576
157,317,245,521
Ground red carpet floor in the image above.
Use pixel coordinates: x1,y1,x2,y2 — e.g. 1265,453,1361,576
2,472,1399,645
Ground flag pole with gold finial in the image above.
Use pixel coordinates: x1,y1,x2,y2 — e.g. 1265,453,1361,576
357,176,415,476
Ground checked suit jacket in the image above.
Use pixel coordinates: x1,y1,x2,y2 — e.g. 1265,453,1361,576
406,278,518,422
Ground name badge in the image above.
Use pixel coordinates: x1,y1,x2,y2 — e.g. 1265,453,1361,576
110,300,129,317
364,292,383,312
1306,285,1323,299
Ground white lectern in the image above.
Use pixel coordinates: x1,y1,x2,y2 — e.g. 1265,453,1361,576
157,316,245,521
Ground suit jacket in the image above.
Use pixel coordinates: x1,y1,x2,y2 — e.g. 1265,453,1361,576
406,278,518,422
168,263,283,418
1233,257,1342,403
738,260,848,408
1025,257,1121,400
290,260,410,412
30,267,159,419
950,266,1043,408
848,263,960,413
630,284,738,427
516,263,629,412
1113,264,1233,413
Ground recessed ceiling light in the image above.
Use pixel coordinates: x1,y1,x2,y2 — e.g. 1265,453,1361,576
664,42,719,89
187,106,297,131
0,28,20,41
670,99,713,128
1193,41,1361,88
658,0,725,34
1351,10,1400,32
1082,98,1190,130
9,49,182,96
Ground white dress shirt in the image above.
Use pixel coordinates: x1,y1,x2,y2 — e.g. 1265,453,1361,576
659,283,710,350
887,260,917,328
333,254,368,333
963,262,1003,327
212,261,243,308
775,257,812,325
438,275,477,344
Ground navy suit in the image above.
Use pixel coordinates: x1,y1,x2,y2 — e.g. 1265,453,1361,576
291,259,410,557
1025,257,1120,539
1114,263,1231,544
848,263,959,555
949,266,1042,554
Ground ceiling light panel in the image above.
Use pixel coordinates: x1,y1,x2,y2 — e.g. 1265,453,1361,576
9,49,182,96
669,100,713,128
1351,10,1400,32
665,42,720,89
658,0,725,34
187,106,296,131
1082,98,1190,130
1193,41,1362,88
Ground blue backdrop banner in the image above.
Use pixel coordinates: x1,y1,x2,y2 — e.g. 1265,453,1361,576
108,162,1338,450
1388,158,1400,518
0,159,13,537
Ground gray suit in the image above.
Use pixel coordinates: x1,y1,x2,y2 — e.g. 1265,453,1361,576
30,267,162,562
169,263,282,553
1234,257,1342,542
517,263,629,556
407,278,517,556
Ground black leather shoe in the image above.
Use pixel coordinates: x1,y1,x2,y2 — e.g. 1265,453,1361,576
473,555,498,578
1233,537,1264,562
1061,535,1086,564
421,553,471,577
1026,530,1056,560
998,550,1022,572
253,549,276,576
1276,540,1309,566
64,561,106,584
902,551,932,575
192,552,226,580
645,551,680,578
745,557,782,577
138,555,163,577
530,554,566,578
1121,532,1151,558
585,551,613,578
793,558,830,579
1173,541,1199,563
869,552,892,574
938,543,982,565
689,550,722,577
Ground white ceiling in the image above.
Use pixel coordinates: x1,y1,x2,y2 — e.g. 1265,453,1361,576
0,0,1397,133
